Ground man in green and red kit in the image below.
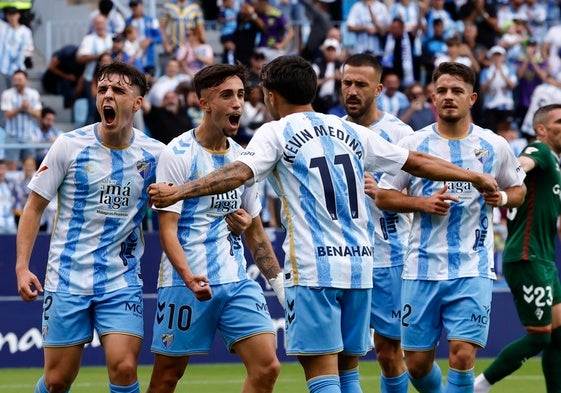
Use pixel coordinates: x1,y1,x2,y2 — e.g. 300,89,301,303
475,104,561,393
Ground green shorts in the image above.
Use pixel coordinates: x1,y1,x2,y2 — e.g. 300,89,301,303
504,260,561,326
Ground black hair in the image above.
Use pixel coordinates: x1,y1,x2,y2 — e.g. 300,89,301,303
96,61,148,96
260,55,317,105
193,63,248,99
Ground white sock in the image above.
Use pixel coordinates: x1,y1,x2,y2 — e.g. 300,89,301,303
473,373,492,393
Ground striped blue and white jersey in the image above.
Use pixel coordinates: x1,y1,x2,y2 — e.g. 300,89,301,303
237,112,409,289
28,124,164,295
365,113,414,268
77,33,113,82
1,87,42,140
378,123,526,281
0,22,33,75
155,130,262,288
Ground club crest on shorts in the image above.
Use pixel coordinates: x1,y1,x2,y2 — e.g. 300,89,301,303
162,333,174,348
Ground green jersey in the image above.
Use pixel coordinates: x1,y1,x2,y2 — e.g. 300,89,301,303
503,141,561,265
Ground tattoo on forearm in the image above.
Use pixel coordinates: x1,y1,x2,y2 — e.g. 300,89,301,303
252,240,281,280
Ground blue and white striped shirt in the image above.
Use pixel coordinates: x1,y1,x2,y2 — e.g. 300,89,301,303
28,124,164,295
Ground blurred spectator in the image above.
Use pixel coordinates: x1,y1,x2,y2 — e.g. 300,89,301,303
461,21,489,70
159,0,206,62
88,0,125,35
389,0,426,76
122,25,145,71
499,16,529,64
76,14,113,124
218,0,238,64
238,85,269,143
377,71,409,116
0,0,33,28
496,0,527,32
513,39,549,128
480,45,517,132
425,0,461,40
146,58,190,107
381,17,418,88
525,0,547,44
421,18,447,84
41,45,85,109
346,0,390,57
247,51,266,87
142,90,192,144
232,1,264,67
397,82,437,130
520,72,561,136
543,22,561,77
254,0,295,61
12,156,40,228
300,0,332,61
325,26,348,60
0,7,33,105
176,26,214,78
0,158,16,233
312,38,343,114
109,33,130,62
125,0,163,77
459,0,500,50
434,36,479,72
1,70,41,170
31,107,62,164
174,79,203,128
272,0,306,55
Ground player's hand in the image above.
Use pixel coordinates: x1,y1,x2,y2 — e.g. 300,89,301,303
16,268,43,302
472,173,498,194
364,173,378,199
186,276,212,301
226,209,252,236
482,189,503,207
147,182,182,208
421,185,459,215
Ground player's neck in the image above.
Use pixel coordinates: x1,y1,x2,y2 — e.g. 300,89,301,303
194,125,228,152
435,119,471,140
98,123,133,148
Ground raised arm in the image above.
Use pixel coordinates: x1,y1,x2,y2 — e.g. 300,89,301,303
148,161,254,208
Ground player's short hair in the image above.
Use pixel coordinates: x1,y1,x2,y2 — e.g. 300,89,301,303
432,61,476,88
96,61,148,96
193,63,248,99
533,104,561,129
260,55,317,105
343,53,383,76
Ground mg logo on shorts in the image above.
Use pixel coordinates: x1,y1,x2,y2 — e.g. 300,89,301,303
125,302,143,315
391,310,402,319
256,302,269,312
470,313,489,325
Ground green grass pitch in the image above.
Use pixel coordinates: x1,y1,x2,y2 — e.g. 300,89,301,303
0,358,545,392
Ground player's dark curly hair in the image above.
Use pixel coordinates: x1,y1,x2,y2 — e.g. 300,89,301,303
193,63,248,99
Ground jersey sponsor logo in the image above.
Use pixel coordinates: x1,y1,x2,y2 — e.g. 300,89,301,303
97,178,133,217
473,216,489,250
445,181,473,201
316,245,374,257
208,190,240,216
380,211,399,240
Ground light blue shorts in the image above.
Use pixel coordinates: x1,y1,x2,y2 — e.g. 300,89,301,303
284,286,372,356
400,277,493,351
371,265,403,340
151,279,274,356
41,286,144,347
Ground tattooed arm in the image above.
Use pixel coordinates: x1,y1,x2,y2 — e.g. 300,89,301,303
148,161,254,208
243,214,285,308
